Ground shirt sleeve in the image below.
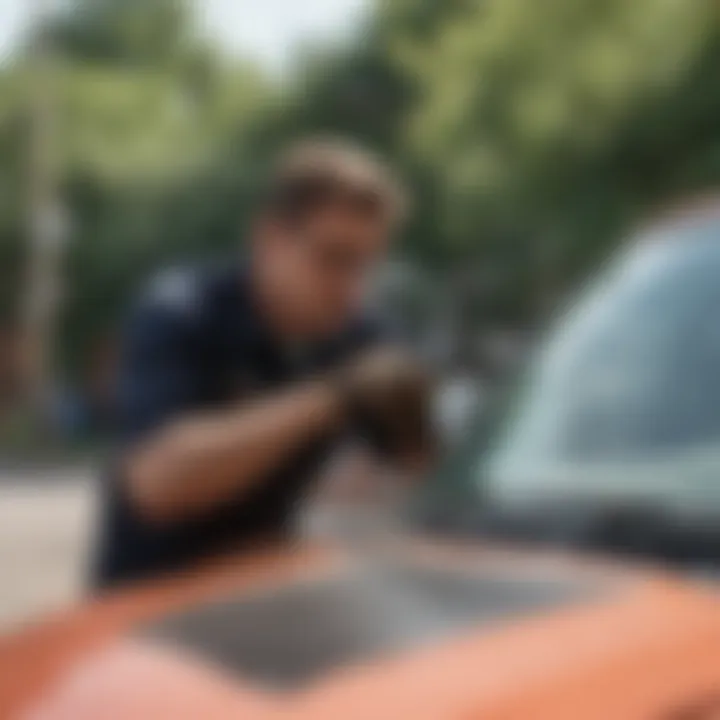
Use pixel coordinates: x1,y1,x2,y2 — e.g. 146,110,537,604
116,290,201,444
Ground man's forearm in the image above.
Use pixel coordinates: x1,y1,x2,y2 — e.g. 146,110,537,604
126,382,343,523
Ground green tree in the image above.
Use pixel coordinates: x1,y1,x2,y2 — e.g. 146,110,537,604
52,0,193,67
1,0,270,382
401,0,718,315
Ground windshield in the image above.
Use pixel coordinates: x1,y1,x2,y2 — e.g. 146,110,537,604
464,220,720,512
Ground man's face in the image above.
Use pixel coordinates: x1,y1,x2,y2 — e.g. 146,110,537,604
258,204,390,337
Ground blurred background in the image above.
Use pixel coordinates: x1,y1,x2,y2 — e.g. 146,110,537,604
1,0,720,629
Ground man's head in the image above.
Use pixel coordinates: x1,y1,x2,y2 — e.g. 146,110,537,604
252,138,407,339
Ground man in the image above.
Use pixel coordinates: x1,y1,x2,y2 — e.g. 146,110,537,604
93,138,436,589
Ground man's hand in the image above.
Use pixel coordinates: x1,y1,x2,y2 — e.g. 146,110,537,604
335,346,438,472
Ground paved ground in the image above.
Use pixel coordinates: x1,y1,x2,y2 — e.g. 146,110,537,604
0,467,96,634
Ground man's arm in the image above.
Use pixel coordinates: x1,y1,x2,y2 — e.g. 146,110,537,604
116,277,344,525
118,285,433,525
126,381,342,524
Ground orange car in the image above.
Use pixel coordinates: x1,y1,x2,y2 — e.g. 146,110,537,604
6,208,720,719
1,538,720,720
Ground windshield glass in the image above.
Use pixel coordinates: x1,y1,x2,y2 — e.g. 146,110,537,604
465,220,720,510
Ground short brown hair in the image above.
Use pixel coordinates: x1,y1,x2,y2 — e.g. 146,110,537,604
262,138,408,228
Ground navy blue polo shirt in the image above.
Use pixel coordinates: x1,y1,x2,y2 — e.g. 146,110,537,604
93,263,387,588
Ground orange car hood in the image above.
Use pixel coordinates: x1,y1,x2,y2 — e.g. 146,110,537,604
1,540,720,720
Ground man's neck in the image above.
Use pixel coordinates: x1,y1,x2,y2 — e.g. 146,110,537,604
248,264,318,348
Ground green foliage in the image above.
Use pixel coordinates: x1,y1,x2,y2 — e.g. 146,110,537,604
53,0,193,67
4,0,720,383
0,0,270,378
400,0,720,310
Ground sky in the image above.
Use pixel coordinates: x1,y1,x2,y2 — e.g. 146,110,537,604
198,0,368,71
0,0,368,71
